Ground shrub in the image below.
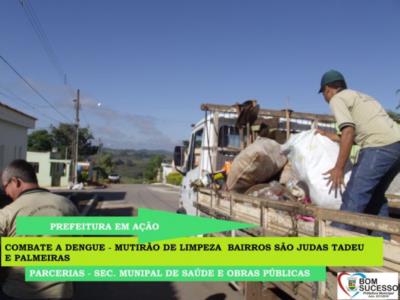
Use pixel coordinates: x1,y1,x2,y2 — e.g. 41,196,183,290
166,172,183,186
78,170,89,183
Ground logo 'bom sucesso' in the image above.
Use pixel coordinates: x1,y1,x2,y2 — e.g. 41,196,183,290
337,272,398,299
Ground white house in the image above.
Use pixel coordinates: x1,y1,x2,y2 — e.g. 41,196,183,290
27,151,71,187
161,161,175,183
0,102,36,170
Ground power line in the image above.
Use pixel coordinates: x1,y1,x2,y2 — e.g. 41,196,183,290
17,0,91,128
80,109,90,127
0,87,62,124
0,55,72,122
18,0,66,85
0,86,34,109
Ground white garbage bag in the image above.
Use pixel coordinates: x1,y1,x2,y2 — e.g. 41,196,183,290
71,183,84,190
282,129,352,209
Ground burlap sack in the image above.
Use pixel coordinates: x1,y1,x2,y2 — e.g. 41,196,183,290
227,137,287,192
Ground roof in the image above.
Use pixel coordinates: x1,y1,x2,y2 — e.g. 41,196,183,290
0,102,37,120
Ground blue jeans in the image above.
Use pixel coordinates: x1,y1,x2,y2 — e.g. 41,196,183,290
332,141,400,240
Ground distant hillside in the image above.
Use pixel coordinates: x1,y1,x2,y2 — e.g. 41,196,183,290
103,148,173,159
101,148,173,182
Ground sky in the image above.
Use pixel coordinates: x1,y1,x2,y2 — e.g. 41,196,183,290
0,0,399,150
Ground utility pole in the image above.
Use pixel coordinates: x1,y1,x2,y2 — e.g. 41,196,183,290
73,89,80,184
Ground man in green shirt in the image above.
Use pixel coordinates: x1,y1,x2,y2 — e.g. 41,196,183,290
318,70,400,240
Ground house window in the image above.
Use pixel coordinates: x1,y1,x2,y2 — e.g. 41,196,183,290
188,129,204,170
30,162,40,173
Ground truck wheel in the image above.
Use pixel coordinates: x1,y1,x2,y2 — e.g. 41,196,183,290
176,207,187,214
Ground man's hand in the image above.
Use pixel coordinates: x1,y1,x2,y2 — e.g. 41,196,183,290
322,126,354,197
315,129,340,143
323,166,345,197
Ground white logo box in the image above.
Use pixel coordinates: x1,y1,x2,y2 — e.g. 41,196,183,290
337,272,398,300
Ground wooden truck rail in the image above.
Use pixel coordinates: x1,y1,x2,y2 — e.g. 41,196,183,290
201,103,336,123
195,187,400,300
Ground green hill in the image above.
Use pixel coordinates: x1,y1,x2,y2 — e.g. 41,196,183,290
100,148,173,183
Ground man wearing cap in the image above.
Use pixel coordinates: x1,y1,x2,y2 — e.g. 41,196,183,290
318,70,400,240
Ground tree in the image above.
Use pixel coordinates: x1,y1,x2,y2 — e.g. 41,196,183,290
94,153,114,179
144,155,164,181
51,123,75,158
28,130,53,151
78,127,99,158
50,123,98,159
28,124,98,159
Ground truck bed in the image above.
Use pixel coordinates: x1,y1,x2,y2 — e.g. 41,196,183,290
195,187,400,300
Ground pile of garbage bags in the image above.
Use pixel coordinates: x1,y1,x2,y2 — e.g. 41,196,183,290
216,130,353,210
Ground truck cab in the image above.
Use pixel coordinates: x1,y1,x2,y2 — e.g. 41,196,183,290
175,111,239,215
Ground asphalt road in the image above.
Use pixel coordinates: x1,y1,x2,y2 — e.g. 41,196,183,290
71,184,244,300
95,183,181,213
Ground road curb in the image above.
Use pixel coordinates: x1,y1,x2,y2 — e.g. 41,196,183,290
151,183,181,190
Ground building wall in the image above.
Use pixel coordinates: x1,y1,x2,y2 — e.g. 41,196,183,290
0,119,28,170
27,152,52,187
0,103,35,171
52,159,71,187
161,163,174,183
27,152,71,187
